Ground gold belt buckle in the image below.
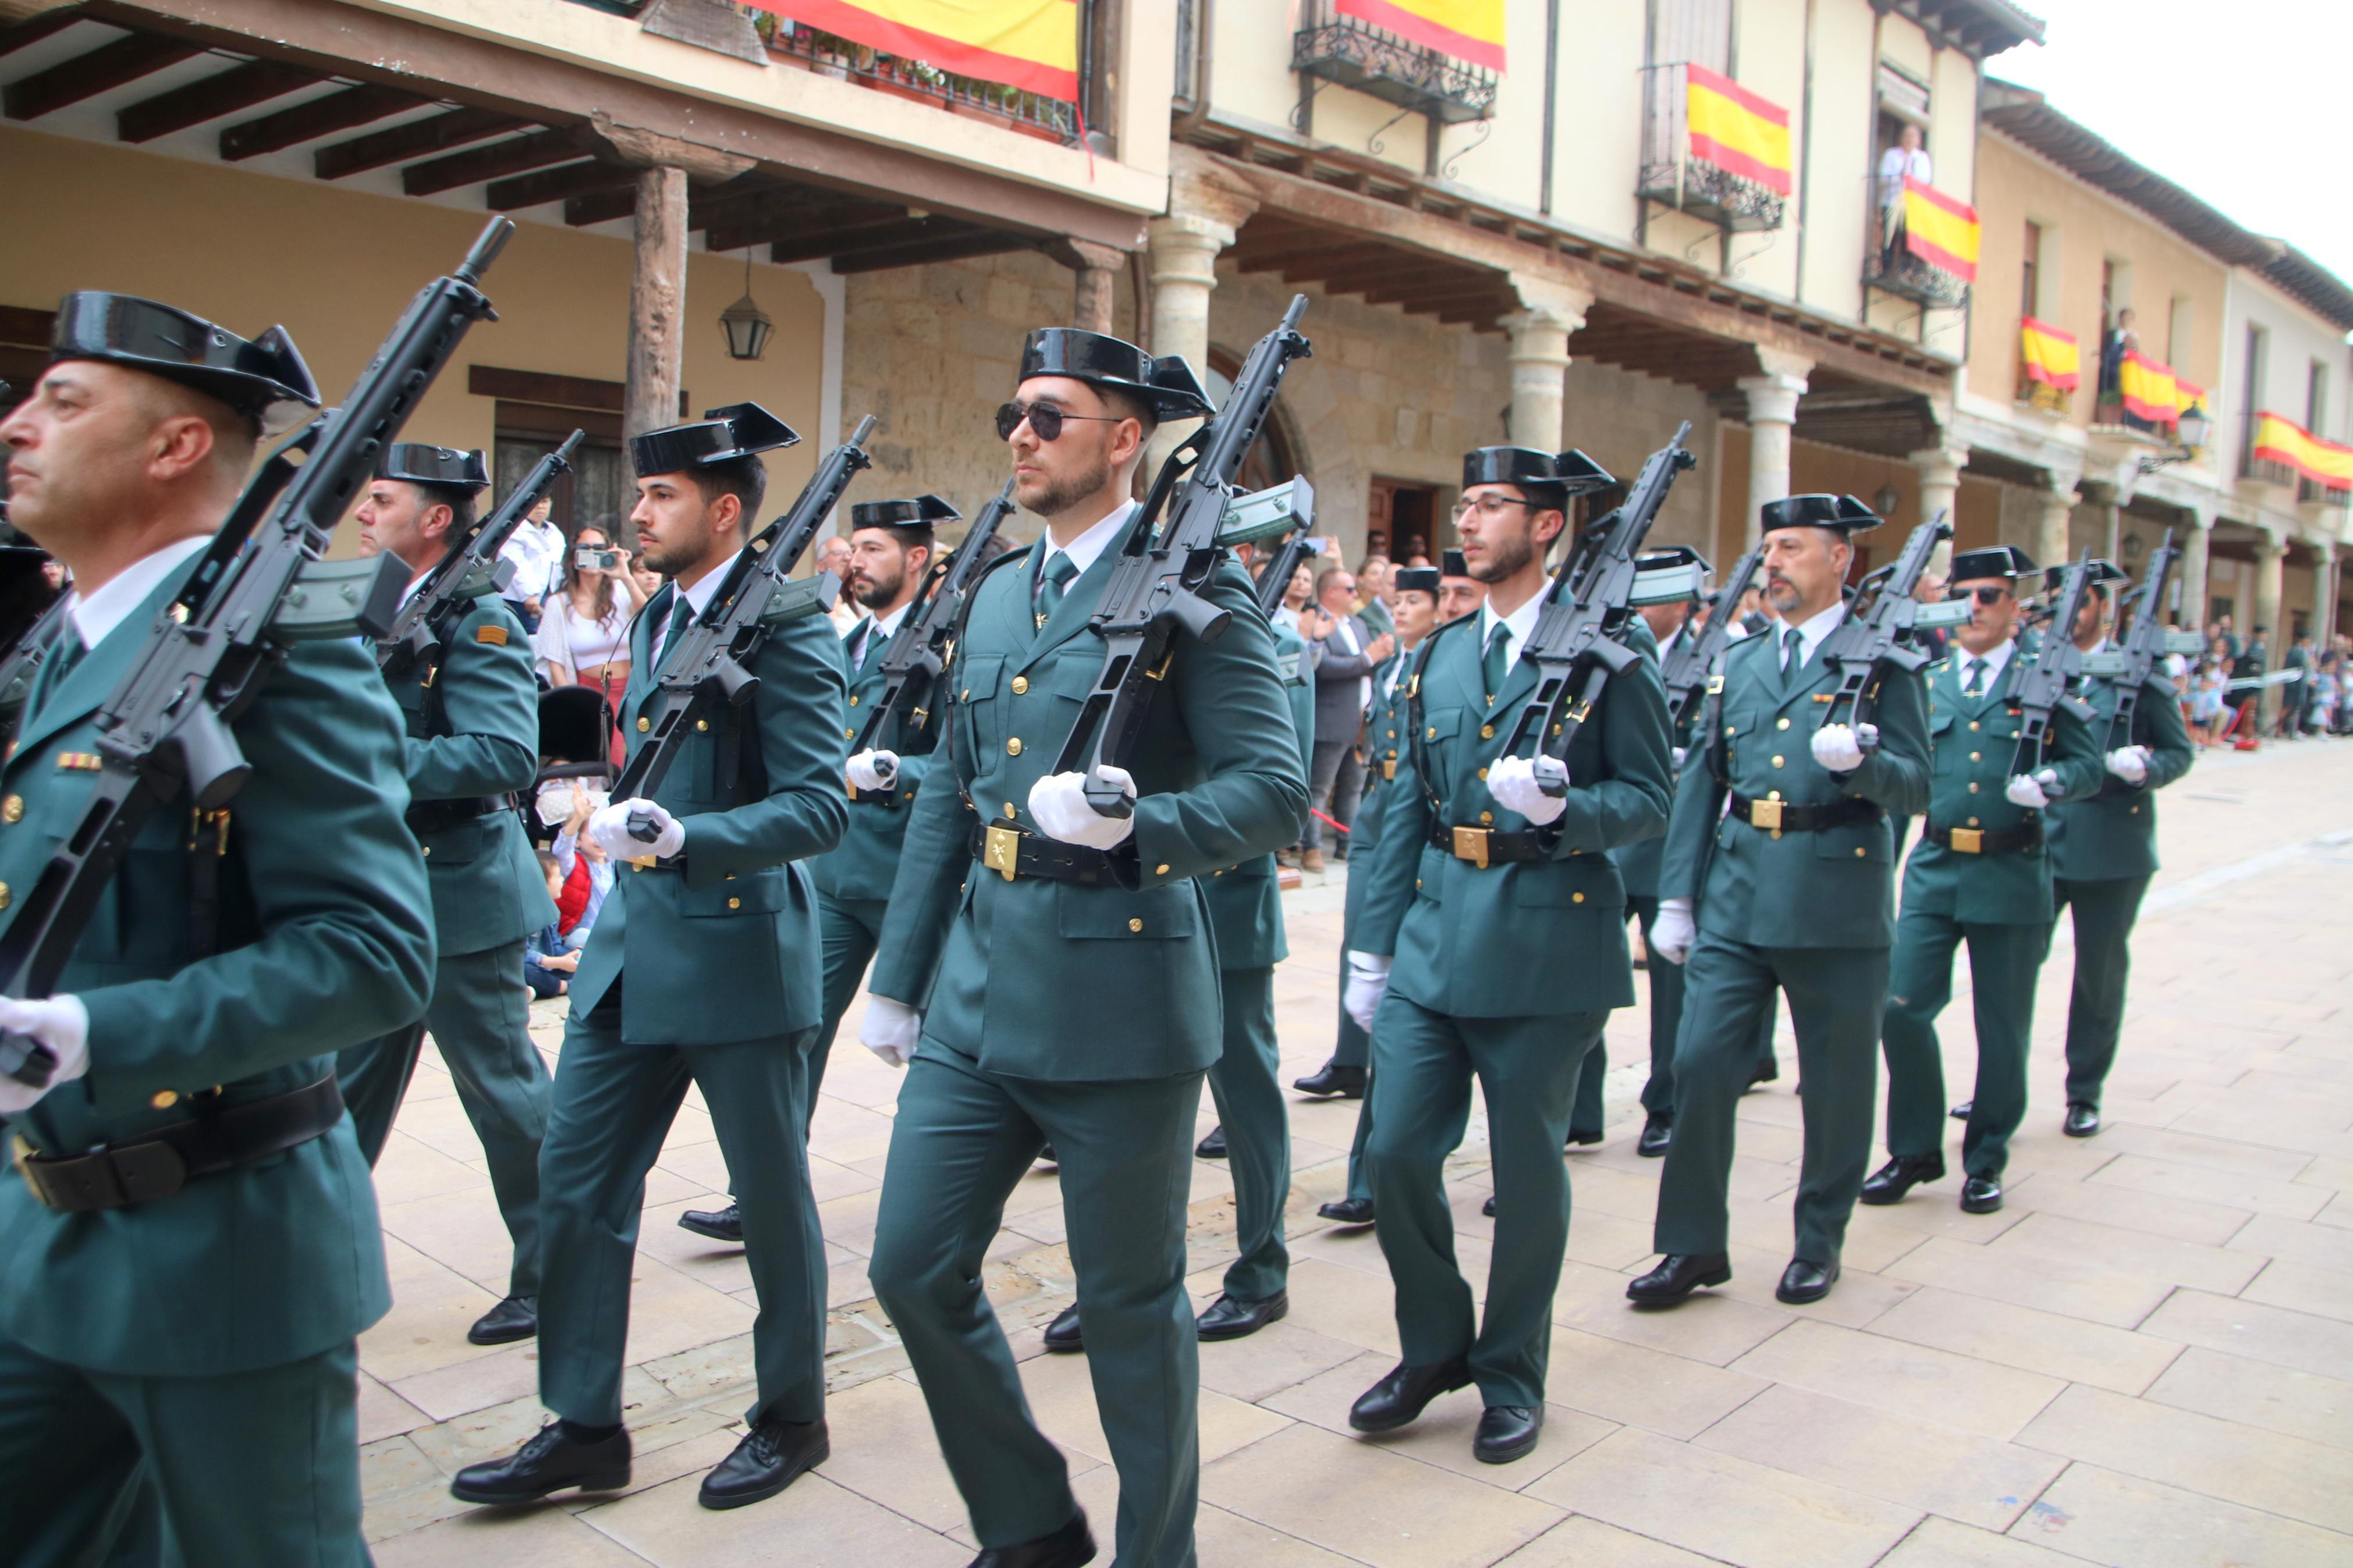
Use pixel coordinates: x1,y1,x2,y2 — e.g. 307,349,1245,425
10,1133,51,1210
1949,827,1983,854
1382,759,1396,781
1749,799,1782,830
1451,826,1490,868
984,824,1021,881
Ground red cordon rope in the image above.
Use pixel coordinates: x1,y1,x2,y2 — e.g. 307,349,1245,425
1309,807,1351,834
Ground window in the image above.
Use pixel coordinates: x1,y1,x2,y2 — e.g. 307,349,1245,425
2308,359,2329,437
2241,325,2269,474
2168,297,2195,368
2021,222,2042,321
1649,0,1732,74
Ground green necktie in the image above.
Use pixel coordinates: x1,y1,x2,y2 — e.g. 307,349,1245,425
657,594,694,672
1483,622,1513,702
25,627,81,718
1962,656,1986,697
1037,552,1078,624
1783,625,1805,676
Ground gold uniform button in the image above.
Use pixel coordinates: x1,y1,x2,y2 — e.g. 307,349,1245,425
421,845,431,857
1477,767,1488,780
847,695,859,707
1855,847,1867,857
1572,891,1585,904
1480,724,1496,739
1003,802,1017,819
1386,728,1396,738
637,717,651,733
697,719,709,731
1771,756,1784,768
150,1090,178,1110
1427,727,1438,739
727,897,741,909
1969,720,1981,731
1012,676,1029,695
1,795,20,823
844,728,854,740
1479,810,1493,825
0,881,12,908
1969,751,1981,762
1767,790,1781,801
1127,918,1143,933
1968,781,1979,793
1006,737,1023,756
1967,815,1981,827
1155,863,1170,875
1776,717,1790,730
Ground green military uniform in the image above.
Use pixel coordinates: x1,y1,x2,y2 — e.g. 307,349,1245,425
1360,595,1395,639
2045,655,2194,1110
1651,615,1930,1264
336,585,555,1304
1353,606,1672,1409
1336,650,1409,1204
0,559,435,1566
1881,647,2102,1181
865,521,1306,1566
535,578,848,1434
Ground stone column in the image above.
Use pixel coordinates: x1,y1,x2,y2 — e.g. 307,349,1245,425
2036,477,2080,573
621,165,690,542
1910,442,1966,572
1144,211,1235,467
1496,276,1592,451
2254,532,2287,728
1737,349,1813,543
2177,510,2212,627
2314,544,2338,650
1050,237,1124,334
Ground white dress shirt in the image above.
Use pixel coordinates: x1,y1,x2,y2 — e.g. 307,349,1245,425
1772,599,1848,675
848,598,912,671
1952,637,2015,695
497,517,566,605
1034,499,1137,590
1477,587,1546,676
1878,145,1932,208
66,535,212,650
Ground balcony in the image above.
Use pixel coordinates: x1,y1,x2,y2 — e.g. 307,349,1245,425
2245,411,2353,506
1864,175,1975,310
1637,63,1789,234
1292,9,1497,127
2014,317,2079,415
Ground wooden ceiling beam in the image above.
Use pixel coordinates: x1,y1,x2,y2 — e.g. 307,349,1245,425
485,157,631,211
116,57,313,143
0,11,84,60
400,125,584,196
5,32,200,120
563,185,637,227
831,229,1038,276
767,215,970,267
220,80,413,160
712,202,906,257
314,104,524,180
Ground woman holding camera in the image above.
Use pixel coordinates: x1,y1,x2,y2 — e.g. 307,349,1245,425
533,523,648,760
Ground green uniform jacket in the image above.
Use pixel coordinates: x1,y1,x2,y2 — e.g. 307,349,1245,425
1343,654,1412,936
386,592,555,954
2046,664,2195,881
1360,598,1395,639
1200,616,1313,972
1613,622,1700,902
1898,653,2104,926
1659,621,1931,947
808,614,942,905
0,564,435,1376
1355,613,1674,1017
569,582,849,1043
870,542,1309,1080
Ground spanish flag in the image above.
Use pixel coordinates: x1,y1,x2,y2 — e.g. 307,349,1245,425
2019,318,2080,392
2118,351,2178,425
1337,0,1506,73
1901,177,1979,282
751,0,1080,101
1685,66,1791,195
2253,411,2353,488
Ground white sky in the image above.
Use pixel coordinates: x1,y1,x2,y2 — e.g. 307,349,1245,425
1988,0,2353,285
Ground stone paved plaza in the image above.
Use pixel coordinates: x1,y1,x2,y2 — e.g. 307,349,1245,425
360,738,2353,1568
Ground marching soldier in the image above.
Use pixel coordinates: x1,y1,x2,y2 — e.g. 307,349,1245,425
1862,545,2102,1216
0,298,434,1563
857,328,1306,1567
1342,446,1672,1466
338,443,556,1346
2037,561,2194,1137
452,403,849,1511
1627,498,1929,1307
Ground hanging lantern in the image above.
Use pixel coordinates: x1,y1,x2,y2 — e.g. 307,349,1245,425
718,248,772,361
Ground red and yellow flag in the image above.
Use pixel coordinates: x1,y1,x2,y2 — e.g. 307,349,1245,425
2253,411,2353,488
751,0,1080,101
1902,177,1979,281
2117,351,2178,424
1685,66,1791,195
1337,0,1506,72
2018,317,2079,391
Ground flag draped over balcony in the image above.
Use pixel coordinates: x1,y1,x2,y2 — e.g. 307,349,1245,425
1337,0,1507,72
1901,177,1979,280
2018,317,2080,391
2118,350,2179,424
752,0,1081,101
2253,411,2353,488
1684,66,1791,195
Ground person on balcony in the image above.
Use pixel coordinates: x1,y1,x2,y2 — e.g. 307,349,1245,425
1877,123,1932,268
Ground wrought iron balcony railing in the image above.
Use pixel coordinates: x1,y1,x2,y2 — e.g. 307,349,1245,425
1293,12,1496,126
1635,63,1787,234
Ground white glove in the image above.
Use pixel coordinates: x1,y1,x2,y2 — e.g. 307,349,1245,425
590,799,684,862
847,749,900,792
2003,769,2059,809
1486,754,1569,826
1343,952,1392,1033
2104,745,2150,784
0,995,90,1115
860,996,921,1068
1649,899,1697,967
1809,723,1878,773
1670,745,1688,771
1026,767,1137,850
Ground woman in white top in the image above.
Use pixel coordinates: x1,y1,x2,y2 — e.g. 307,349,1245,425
533,524,647,758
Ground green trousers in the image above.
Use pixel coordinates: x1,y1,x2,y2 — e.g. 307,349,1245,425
538,995,826,1428
1653,933,1886,1263
812,890,889,1119
1206,966,1290,1303
868,1046,1202,1568
1883,909,2047,1180
0,1334,365,1568
1333,947,1371,1069
1624,896,1774,1123
1365,995,1605,1409
2052,875,2150,1109
336,939,549,1297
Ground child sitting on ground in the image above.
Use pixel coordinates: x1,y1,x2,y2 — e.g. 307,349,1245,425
524,849,579,998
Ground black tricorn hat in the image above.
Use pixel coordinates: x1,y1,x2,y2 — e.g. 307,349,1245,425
380,443,489,493
1950,544,2039,581
1760,493,1882,535
1441,548,1471,577
1461,447,1616,504
1392,566,1441,596
630,401,800,478
49,292,318,425
850,494,960,531
1015,328,1214,421
2042,558,2127,594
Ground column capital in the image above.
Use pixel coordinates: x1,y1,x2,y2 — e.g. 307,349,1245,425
591,115,755,183
1907,443,1968,485
1166,143,1263,232
1736,374,1806,426
1754,346,1816,385
1503,272,1595,335
1046,237,1126,275
2255,530,2290,560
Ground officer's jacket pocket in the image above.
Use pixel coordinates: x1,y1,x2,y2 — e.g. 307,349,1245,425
1418,706,1462,773
1811,819,1890,864
1927,709,1955,739
422,816,489,868
1511,854,1622,909
678,863,789,918
1415,844,1450,901
1055,880,1199,940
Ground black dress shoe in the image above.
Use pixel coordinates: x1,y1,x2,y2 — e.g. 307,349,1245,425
1347,1356,1472,1432
1960,1175,2004,1214
1636,1116,1673,1158
1625,1253,1731,1306
1566,1128,1603,1147
450,1422,631,1505
1472,1404,1543,1465
1042,1303,1084,1353
699,1415,828,1510
1318,1196,1375,1226
467,1295,538,1346
1774,1258,1839,1304
967,1509,1096,1567
1195,1125,1227,1159
1950,1100,1973,1120
1858,1154,1946,1206
1481,1194,1496,1217
1747,1057,1779,1088
1197,1290,1288,1341
2064,1102,2101,1137
678,1202,743,1243
1292,1061,1368,1098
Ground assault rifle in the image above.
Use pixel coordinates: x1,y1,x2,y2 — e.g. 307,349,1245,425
1050,296,1314,818
1495,422,1697,797
1660,540,1763,732
378,429,583,670
1813,511,1955,748
1,218,514,1087
2079,530,2202,746
2010,551,2099,774
850,477,1017,758
617,415,878,842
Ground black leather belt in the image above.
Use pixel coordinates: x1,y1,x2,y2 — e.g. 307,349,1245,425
12,1076,347,1214
849,784,902,810
969,822,1124,884
406,794,511,835
1427,821,1553,867
1924,820,2042,855
1728,793,1884,833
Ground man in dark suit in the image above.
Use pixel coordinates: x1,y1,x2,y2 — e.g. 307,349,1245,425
1305,566,1393,870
